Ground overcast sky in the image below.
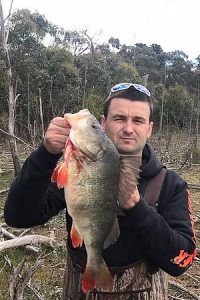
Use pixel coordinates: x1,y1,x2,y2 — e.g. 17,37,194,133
2,0,200,61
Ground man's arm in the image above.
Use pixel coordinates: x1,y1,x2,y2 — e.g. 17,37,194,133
124,170,196,276
4,117,70,228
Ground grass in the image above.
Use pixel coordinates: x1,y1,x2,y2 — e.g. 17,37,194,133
0,222,67,299
0,169,67,299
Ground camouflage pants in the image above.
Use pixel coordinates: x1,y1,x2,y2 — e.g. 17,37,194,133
62,250,168,300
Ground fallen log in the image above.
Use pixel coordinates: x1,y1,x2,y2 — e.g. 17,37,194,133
0,227,39,253
188,183,200,190
0,188,9,195
0,235,55,252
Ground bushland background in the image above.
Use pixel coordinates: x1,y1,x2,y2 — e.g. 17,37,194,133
0,6,200,300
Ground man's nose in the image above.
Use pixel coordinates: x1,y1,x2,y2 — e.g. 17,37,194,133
123,120,133,133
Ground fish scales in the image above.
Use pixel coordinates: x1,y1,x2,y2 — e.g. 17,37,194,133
51,109,141,293
52,109,121,293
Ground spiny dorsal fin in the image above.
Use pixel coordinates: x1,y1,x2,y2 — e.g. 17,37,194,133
118,155,141,208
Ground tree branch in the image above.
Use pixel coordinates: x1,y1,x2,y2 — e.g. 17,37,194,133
0,128,35,149
0,234,55,252
169,280,200,300
0,226,39,253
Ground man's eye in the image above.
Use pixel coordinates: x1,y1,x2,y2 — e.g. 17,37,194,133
135,119,144,124
114,117,124,121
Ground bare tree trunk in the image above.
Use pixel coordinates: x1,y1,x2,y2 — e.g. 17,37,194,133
0,0,21,175
194,84,200,148
158,83,165,140
27,74,31,135
82,66,87,108
142,74,149,87
48,76,53,123
39,88,44,138
158,68,168,142
188,99,194,139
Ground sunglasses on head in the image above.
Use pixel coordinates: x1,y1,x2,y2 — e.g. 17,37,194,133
109,83,151,97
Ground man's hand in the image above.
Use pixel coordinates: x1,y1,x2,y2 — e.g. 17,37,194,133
43,117,70,154
121,188,140,210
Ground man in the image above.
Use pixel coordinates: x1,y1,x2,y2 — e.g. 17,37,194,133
4,83,196,299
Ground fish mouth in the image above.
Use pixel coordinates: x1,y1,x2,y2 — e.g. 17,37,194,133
64,109,90,127
64,110,102,162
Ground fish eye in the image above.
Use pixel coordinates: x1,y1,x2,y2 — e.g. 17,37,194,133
91,124,99,129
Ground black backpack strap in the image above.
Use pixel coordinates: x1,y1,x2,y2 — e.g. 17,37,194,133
144,167,167,274
144,167,167,207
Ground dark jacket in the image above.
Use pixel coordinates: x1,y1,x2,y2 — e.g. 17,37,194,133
4,143,196,276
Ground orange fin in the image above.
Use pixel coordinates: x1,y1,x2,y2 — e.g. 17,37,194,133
82,267,96,293
70,223,83,248
51,164,60,183
51,162,68,189
97,263,113,291
82,262,113,293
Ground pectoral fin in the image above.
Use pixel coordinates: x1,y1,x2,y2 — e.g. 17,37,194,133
103,216,120,249
51,162,68,189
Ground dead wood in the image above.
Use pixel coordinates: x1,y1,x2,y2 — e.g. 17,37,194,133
0,234,55,252
9,257,26,300
9,257,45,300
0,226,39,252
169,280,200,300
21,281,45,300
0,128,35,150
188,183,200,190
0,188,9,195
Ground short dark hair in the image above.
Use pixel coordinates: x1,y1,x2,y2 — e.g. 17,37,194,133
103,86,153,122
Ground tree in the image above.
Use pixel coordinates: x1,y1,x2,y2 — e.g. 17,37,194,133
150,43,163,55
0,0,21,175
6,9,52,137
164,51,194,89
108,37,120,50
53,28,97,56
164,84,193,130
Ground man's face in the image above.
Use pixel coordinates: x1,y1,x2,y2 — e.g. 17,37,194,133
101,98,153,155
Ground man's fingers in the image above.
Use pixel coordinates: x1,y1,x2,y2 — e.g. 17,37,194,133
51,117,71,128
43,117,71,154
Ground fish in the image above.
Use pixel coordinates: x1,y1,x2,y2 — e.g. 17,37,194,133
51,109,141,293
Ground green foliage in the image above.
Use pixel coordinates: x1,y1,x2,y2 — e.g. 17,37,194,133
164,84,194,128
0,8,200,141
84,94,104,119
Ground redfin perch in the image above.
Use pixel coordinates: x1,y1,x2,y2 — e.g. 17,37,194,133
51,109,140,293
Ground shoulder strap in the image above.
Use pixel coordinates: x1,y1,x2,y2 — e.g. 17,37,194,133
144,167,167,207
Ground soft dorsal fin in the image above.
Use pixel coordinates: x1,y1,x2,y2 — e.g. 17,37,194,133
118,155,141,208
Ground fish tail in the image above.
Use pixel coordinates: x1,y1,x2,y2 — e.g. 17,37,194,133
82,261,113,293
51,162,68,188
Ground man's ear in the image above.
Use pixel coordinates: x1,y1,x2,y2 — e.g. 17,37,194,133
147,121,153,138
99,115,106,131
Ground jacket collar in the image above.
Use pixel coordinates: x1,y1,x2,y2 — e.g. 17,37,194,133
140,143,164,178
